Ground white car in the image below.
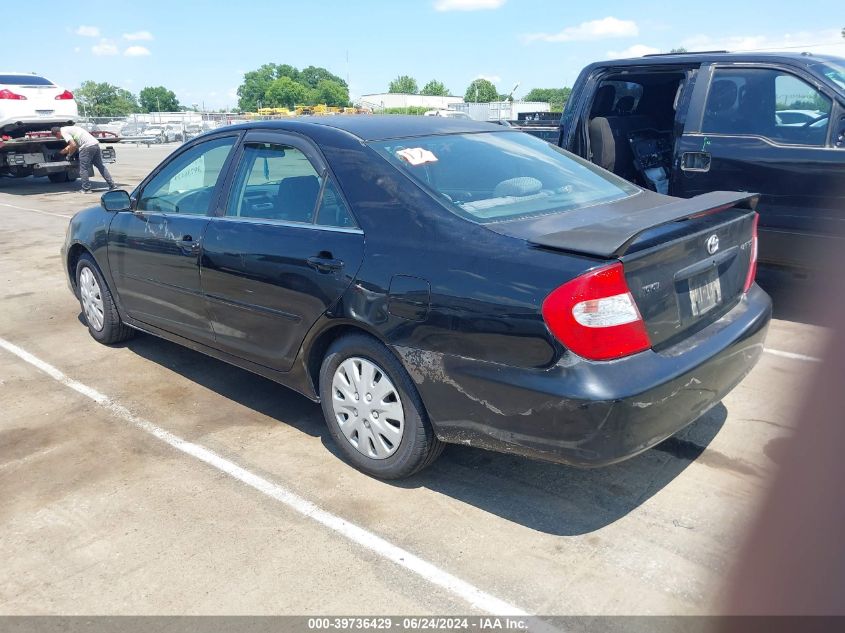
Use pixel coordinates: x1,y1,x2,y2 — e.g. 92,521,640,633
0,72,78,136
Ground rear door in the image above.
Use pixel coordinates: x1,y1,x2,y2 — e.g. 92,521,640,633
107,134,238,342
673,63,845,267
201,131,364,372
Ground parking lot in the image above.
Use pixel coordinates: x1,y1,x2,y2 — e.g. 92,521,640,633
0,145,831,616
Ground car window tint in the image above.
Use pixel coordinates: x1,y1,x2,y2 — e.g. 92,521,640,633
138,137,235,214
702,68,831,146
227,143,322,223
315,180,357,228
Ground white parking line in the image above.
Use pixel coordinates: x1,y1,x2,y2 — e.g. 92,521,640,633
0,201,73,219
0,336,531,619
764,348,822,363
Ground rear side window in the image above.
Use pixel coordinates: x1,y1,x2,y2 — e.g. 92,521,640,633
702,68,831,146
371,132,639,223
226,142,357,228
227,143,322,223
0,74,54,86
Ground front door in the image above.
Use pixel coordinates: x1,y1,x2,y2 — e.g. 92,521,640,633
200,133,364,371
673,65,845,267
107,135,238,341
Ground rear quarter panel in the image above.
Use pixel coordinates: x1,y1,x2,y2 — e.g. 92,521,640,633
316,131,600,370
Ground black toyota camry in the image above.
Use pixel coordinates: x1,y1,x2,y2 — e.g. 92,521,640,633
61,116,771,479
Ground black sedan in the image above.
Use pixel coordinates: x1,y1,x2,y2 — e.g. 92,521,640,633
61,117,771,479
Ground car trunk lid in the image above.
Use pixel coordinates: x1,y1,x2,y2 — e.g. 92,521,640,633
488,190,759,349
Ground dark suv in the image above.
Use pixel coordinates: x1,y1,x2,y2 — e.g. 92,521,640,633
554,52,845,270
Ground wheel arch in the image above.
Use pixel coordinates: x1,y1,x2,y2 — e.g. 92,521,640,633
66,242,93,293
301,319,397,399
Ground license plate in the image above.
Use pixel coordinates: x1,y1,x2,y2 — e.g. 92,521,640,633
689,267,722,317
36,110,54,117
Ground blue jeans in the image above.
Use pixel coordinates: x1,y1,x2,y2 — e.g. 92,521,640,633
78,145,115,191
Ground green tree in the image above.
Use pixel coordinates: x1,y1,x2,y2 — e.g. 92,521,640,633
139,86,180,112
464,78,498,103
388,75,418,94
300,65,347,89
420,80,449,96
237,63,278,111
669,47,688,53
265,76,308,109
237,63,347,110
74,81,140,117
313,79,349,107
523,87,572,111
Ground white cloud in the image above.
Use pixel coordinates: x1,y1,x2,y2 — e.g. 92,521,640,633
73,47,81,54
123,30,154,41
475,74,501,84
124,45,151,57
75,25,100,37
681,29,845,57
606,44,660,58
434,0,505,11
523,16,638,43
91,39,118,56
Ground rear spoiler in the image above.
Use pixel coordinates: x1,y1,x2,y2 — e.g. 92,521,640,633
528,191,758,258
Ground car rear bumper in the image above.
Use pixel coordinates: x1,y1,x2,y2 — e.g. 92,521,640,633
399,284,771,467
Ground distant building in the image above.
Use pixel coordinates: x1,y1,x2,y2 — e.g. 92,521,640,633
358,93,464,111
453,101,551,122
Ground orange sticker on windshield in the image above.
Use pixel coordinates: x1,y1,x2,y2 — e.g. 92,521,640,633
396,148,438,166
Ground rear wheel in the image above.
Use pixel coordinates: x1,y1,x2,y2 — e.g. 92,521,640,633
319,334,443,479
48,172,70,184
75,254,134,344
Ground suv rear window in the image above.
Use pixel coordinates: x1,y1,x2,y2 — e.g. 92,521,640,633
0,74,54,86
371,131,639,223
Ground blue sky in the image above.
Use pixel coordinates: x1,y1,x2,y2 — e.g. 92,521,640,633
5,0,843,109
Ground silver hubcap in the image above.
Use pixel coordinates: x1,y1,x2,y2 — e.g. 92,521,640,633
331,357,405,459
79,267,105,332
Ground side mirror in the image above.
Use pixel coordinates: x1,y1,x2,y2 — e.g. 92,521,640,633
100,190,131,212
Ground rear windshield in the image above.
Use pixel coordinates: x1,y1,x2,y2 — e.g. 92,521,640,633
0,74,54,86
370,131,639,223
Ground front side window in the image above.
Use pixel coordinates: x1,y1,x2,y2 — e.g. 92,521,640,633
138,136,235,214
702,68,831,146
371,131,639,223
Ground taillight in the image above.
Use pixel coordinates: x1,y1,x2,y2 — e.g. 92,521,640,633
55,90,74,100
743,213,759,293
0,89,26,100
542,262,651,361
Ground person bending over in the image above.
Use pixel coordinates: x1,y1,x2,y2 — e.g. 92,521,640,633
51,125,116,194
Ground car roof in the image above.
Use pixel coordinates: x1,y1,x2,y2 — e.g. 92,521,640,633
222,115,507,141
591,51,844,69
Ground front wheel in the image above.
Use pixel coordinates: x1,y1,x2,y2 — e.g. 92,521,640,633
319,334,443,479
75,253,134,344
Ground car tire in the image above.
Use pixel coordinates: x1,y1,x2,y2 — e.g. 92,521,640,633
75,253,134,345
48,172,70,183
319,334,443,479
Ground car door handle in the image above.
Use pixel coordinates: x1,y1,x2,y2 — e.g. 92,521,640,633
177,235,201,255
681,152,711,172
306,255,344,273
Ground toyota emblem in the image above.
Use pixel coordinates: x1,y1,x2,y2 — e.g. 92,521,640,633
706,234,720,255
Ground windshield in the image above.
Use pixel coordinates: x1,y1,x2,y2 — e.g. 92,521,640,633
815,60,845,91
370,132,639,223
